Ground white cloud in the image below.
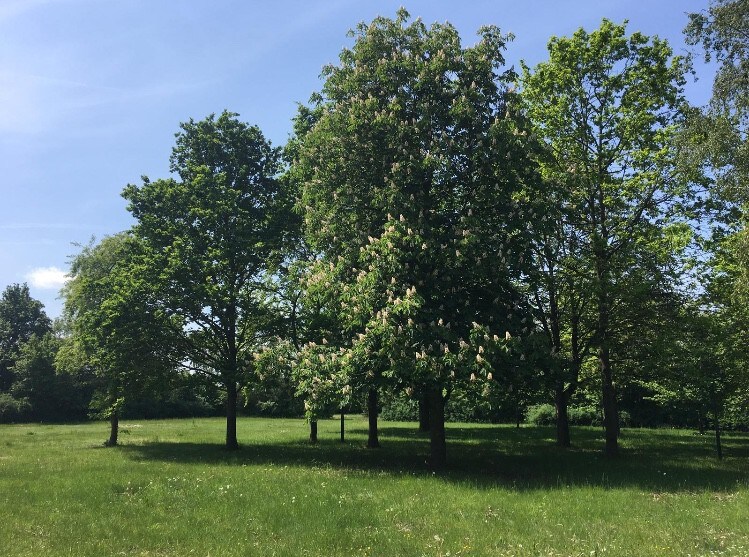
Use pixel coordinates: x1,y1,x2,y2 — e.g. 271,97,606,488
26,266,69,289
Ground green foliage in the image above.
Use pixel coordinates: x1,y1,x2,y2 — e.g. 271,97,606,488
525,403,556,426
11,332,93,422
521,19,695,452
526,403,631,427
291,10,534,436
0,392,31,422
0,283,52,391
685,0,749,204
122,111,296,447
59,233,174,419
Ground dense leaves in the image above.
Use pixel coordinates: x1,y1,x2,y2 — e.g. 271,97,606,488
0,283,52,391
122,111,294,449
1,9,748,466
521,19,695,455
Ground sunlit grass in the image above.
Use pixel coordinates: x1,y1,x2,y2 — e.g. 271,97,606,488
1,417,747,556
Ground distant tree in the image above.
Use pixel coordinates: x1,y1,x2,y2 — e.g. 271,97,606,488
0,283,51,391
58,233,174,446
122,111,294,450
644,301,747,458
291,10,533,467
685,0,749,205
11,332,92,422
523,180,596,446
521,20,695,456
685,0,749,325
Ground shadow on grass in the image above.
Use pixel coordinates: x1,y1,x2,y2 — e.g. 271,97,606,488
118,423,749,493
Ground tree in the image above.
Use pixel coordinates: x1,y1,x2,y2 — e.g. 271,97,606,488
292,10,533,467
524,182,596,446
685,0,749,326
11,332,92,422
122,111,292,450
0,283,51,391
59,233,174,445
685,0,749,205
643,301,747,458
521,20,694,455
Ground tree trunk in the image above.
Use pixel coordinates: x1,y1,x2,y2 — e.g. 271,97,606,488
714,413,723,459
555,387,571,447
106,410,119,447
601,348,619,456
418,392,430,432
427,385,446,469
340,411,345,443
367,388,380,448
596,269,618,457
309,420,318,443
225,382,239,450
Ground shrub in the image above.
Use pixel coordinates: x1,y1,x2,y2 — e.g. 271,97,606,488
380,395,418,422
525,404,556,426
0,393,32,423
526,403,631,428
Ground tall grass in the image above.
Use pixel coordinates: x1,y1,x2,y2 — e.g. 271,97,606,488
1,417,747,556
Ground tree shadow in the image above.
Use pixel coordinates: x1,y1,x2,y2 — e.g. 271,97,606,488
118,423,749,493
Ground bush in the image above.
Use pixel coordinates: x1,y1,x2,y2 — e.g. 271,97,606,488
380,395,418,422
567,405,601,426
0,393,32,423
525,404,556,426
525,403,631,428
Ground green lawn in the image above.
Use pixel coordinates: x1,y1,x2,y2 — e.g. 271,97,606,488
1,417,747,556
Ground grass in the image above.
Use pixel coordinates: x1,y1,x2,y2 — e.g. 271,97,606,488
1,417,748,556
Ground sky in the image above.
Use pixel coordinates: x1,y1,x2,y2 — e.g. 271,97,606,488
0,0,715,318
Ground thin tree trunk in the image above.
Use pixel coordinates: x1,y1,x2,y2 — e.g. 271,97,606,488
106,410,119,447
309,420,318,443
601,348,619,457
225,382,239,450
367,388,380,448
340,411,345,443
555,387,571,447
597,267,618,457
427,385,446,469
418,392,430,432
714,413,723,459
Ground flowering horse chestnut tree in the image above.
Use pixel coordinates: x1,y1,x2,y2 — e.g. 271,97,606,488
290,10,536,467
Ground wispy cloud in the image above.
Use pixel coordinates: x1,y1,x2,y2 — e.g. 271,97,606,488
26,266,69,289
0,0,50,23
0,69,207,135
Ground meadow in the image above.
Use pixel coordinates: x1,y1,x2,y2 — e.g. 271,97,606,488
1,417,748,556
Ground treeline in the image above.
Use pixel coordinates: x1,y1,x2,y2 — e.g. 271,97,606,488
2,3,748,467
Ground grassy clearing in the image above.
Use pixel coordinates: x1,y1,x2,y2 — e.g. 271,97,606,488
1,417,748,556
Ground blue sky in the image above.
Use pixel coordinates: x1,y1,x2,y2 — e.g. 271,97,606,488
0,0,714,318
